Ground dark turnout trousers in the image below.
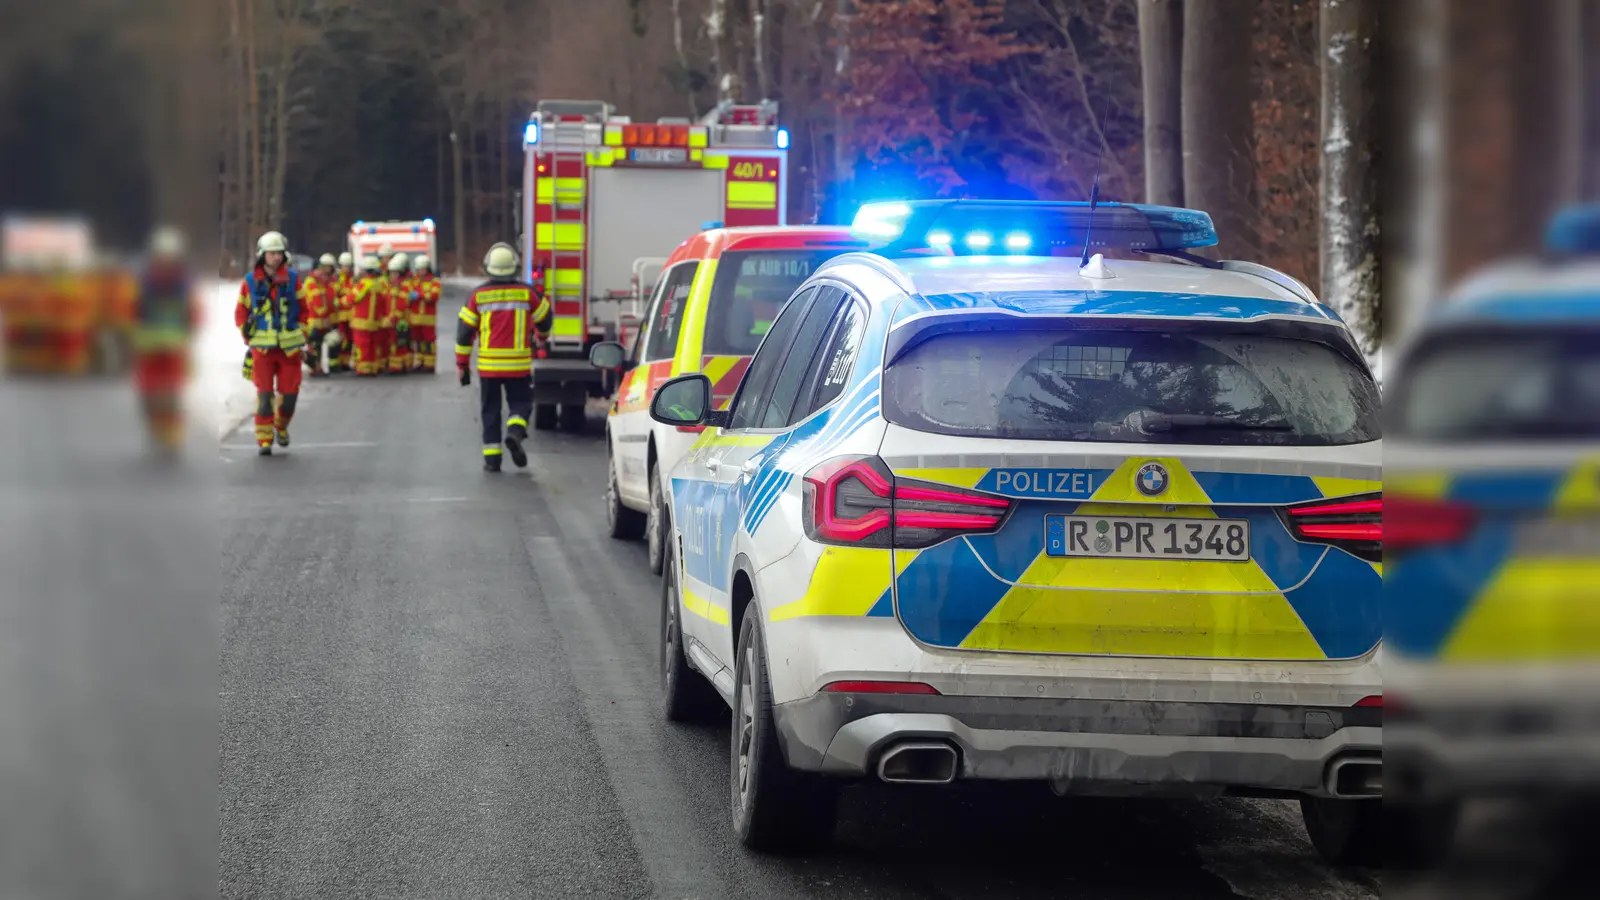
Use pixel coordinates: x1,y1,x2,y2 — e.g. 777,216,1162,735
480,374,532,459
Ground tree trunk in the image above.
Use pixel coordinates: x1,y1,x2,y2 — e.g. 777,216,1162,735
671,0,698,116
244,0,261,242
832,0,853,222
1511,0,1583,241
1320,0,1381,354
451,127,466,276
1137,0,1184,206
752,0,771,99
464,121,479,260
1585,0,1600,201
270,54,290,231
1181,0,1257,258
1382,0,1447,335
708,0,739,104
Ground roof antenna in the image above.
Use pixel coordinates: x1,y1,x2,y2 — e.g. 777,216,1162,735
1079,162,1104,270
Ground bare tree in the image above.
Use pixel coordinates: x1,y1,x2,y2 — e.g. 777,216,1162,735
1320,0,1380,353
1181,0,1258,258
1137,0,1183,205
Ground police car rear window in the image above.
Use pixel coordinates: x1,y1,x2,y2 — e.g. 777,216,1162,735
703,250,842,356
1391,329,1600,440
883,327,1380,445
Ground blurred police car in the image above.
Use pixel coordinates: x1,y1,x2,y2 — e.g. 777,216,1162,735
648,199,1385,863
1384,204,1600,865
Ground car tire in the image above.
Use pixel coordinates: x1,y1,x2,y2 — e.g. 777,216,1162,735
1301,796,1457,869
532,403,557,431
646,462,667,575
731,609,838,853
606,444,646,540
660,542,721,722
560,403,586,432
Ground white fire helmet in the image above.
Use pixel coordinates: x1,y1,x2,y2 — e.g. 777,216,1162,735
387,253,409,273
411,254,431,273
483,242,518,277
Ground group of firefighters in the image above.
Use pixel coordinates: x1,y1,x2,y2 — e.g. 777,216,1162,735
234,230,552,469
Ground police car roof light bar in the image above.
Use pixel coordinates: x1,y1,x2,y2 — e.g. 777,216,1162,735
851,199,1219,259
1545,203,1600,256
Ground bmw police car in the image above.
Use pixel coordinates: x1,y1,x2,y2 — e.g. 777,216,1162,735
647,200,1384,863
1384,204,1600,863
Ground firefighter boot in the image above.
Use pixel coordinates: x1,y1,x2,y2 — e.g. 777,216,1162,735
483,452,502,473
274,393,296,447
505,422,528,468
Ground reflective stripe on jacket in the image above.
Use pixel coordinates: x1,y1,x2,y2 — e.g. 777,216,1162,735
236,266,305,351
348,275,389,330
410,275,442,326
454,279,553,376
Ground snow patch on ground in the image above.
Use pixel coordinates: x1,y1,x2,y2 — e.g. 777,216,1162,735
195,279,255,440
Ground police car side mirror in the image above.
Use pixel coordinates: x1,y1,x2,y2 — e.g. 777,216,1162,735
651,374,714,427
589,341,628,371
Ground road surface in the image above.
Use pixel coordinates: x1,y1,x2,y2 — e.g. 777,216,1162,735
215,284,1383,900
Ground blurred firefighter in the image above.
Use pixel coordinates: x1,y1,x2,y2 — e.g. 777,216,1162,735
332,251,355,371
236,231,307,455
300,253,338,377
377,242,395,272
349,254,387,376
385,253,411,375
409,254,441,373
131,227,197,455
456,242,551,472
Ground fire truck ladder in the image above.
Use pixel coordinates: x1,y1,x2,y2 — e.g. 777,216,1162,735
535,101,608,352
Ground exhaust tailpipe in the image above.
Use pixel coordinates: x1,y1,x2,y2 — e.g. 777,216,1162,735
876,741,959,785
1325,756,1382,798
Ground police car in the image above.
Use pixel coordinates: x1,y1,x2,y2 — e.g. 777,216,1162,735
647,200,1384,863
1383,204,1600,864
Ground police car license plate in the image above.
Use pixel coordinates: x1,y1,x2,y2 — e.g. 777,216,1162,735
1045,514,1251,561
631,148,687,164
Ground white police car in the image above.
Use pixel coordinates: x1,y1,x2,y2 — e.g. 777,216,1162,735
648,200,1384,863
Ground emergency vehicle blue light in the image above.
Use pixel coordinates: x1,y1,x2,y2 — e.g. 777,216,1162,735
368,227,377,234
851,202,914,239
1545,204,1600,255
524,121,540,145
776,128,790,150
423,218,434,229
701,220,724,231
861,199,1219,258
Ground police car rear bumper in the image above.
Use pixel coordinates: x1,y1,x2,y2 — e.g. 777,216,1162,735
774,692,1381,798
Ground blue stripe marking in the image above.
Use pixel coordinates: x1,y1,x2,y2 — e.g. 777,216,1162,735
909,288,1336,322
1191,472,1324,505
1435,290,1600,325
866,589,894,617
1384,519,1518,657
1445,471,1564,509
894,539,1012,646
1278,548,1383,658
746,472,794,533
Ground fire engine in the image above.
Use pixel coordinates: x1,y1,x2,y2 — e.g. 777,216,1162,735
520,98,789,431
347,219,437,267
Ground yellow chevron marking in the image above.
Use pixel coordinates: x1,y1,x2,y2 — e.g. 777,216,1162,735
1443,557,1600,661
894,467,987,489
1312,477,1382,498
770,548,917,621
1087,457,1212,505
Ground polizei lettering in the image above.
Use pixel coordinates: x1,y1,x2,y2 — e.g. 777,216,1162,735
990,468,1098,498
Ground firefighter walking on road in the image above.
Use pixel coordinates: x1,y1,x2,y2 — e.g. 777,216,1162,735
301,253,338,377
409,254,441,373
456,242,551,472
236,231,307,455
332,251,356,372
349,255,386,376
385,253,411,375
131,227,198,456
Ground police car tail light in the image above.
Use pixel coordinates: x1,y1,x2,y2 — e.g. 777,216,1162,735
1384,495,1476,553
1282,493,1382,562
803,456,1013,548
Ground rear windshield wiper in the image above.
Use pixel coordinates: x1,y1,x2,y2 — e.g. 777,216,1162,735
1123,411,1294,434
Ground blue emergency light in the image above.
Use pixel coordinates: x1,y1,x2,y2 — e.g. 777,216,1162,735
1545,204,1600,255
776,128,790,150
851,199,1219,258
423,218,434,229
524,121,540,145
701,220,724,231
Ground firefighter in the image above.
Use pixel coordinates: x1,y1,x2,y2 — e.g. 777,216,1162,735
377,242,395,273
236,231,307,455
301,253,338,377
409,254,441,373
348,254,386,376
456,242,551,472
131,227,197,455
332,251,355,371
385,253,411,375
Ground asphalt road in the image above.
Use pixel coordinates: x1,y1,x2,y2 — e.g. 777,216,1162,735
217,285,1383,900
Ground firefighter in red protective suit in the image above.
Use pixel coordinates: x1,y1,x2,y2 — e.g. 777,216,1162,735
408,254,441,373
456,242,551,472
348,255,386,376
236,231,307,455
385,253,411,375
332,251,355,372
131,227,198,455
300,253,338,377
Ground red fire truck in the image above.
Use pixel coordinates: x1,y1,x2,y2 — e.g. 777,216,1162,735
519,98,789,431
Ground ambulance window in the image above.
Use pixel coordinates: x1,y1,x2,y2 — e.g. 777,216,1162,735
704,250,840,356
642,262,698,362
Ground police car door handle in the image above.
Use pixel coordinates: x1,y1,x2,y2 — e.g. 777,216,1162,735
704,458,720,471
740,459,760,475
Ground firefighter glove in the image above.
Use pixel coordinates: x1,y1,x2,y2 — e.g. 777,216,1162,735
458,366,471,387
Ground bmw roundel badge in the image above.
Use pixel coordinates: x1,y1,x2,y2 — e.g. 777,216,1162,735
1135,462,1170,498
